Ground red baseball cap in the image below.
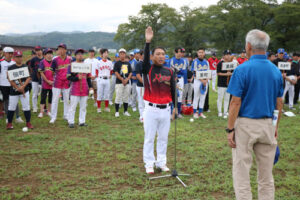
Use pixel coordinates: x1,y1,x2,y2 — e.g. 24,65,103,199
13,50,23,57
35,45,42,50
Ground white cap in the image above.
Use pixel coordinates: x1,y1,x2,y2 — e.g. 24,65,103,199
3,47,14,53
118,48,126,53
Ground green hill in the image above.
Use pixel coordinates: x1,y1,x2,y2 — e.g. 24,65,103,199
0,31,119,50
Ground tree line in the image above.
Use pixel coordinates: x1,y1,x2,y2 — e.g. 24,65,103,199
114,0,300,56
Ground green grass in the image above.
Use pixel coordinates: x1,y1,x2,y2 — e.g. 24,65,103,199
0,87,299,200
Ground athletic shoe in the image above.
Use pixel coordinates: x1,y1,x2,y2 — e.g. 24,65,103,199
6,123,13,130
49,119,55,124
157,165,170,172
223,115,228,119
132,107,137,112
33,108,38,113
16,117,24,123
178,114,184,119
206,109,211,113
6,119,8,124
193,113,199,119
47,112,51,117
115,112,120,117
199,113,207,119
69,124,75,128
104,107,110,112
26,122,34,129
124,112,131,117
218,113,223,117
38,113,43,118
289,107,296,110
79,123,88,127
97,108,102,113
109,101,113,105
145,167,154,174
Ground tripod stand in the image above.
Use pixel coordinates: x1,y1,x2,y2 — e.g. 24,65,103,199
149,86,191,187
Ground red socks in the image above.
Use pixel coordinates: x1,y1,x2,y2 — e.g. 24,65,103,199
97,101,101,108
105,100,109,108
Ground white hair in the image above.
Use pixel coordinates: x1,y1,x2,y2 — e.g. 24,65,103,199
246,29,270,51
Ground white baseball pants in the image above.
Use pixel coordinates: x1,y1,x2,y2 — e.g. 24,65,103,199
130,82,138,108
211,70,217,90
143,102,171,168
109,75,116,102
8,91,30,111
51,87,70,121
177,77,184,103
217,87,230,114
97,78,110,101
68,95,88,124
193,79,208,110
136,86,145,119
283,81,295,108
31,81,40,110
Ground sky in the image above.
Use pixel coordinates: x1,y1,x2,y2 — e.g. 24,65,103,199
0,0,283,35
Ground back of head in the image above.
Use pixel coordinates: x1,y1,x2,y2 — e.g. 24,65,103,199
246,29,270,52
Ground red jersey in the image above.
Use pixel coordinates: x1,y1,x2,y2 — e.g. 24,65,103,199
208,57,219,70
237,57,248,65
142,43,176,104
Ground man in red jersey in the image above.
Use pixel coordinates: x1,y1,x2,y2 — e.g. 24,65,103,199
208,52,219,92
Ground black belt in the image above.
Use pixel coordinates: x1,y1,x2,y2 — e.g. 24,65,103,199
148,103,170,109
100,77,108,79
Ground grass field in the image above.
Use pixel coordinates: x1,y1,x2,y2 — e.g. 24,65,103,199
0,53,299,199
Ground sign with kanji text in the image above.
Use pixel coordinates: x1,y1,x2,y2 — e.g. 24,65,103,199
196,70,212,79
222,62,238,71
71,63,92,73
7,67,30,81
278,62,291,70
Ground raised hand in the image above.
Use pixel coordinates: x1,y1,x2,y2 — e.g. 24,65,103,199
145,26,153,43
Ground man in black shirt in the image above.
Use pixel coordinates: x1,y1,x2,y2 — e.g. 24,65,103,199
30,46,43,113
6,51,33,130
113,48,132,117
282,53,299,109
217,50,233,118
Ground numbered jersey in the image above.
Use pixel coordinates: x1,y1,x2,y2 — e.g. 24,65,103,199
97,59,113,78
7,64,30,96
208,57,219,70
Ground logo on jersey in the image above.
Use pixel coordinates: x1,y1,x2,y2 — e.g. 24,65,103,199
152,73,171,85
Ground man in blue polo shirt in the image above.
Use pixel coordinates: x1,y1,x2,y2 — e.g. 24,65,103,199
227,29,283,200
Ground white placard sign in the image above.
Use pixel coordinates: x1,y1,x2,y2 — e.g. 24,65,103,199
278,62,291,70
8,67,30,81
196,70,212,80
222,62,238,71
71,63,92,73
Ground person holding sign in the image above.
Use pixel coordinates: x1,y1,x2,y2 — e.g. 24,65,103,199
50,43,72,124
227,29,283,200
216,50,233,119
191,48,210,119
113,48,132,117
6,51,33,130
282,53,299,110
96,48,113,113
38,48,54,118
67,49,92,128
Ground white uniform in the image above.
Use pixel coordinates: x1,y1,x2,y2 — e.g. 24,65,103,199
97,59,113,101
84,58,99,79
283,75,296,108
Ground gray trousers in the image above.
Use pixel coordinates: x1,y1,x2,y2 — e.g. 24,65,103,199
109,75,116,102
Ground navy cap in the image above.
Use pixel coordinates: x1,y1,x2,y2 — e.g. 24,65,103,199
74,48,85,55
58,43,67,49
88,49,95,52
223,49,232,55
43,48,53,54
212,52,216,56
277,48,285,54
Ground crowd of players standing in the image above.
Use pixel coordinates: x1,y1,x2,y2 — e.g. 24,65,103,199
0,43,299,130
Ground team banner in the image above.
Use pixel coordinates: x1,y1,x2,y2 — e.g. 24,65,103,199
71,63,92,73
196,70,212,79
7,67,30,81
222,62,238,71
278,62,291,70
